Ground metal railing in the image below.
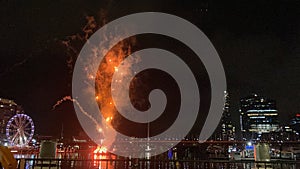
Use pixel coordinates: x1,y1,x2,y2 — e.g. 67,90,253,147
16,158,300,169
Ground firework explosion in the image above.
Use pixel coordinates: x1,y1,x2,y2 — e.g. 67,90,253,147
86,32,139,149
94,37,138,123
59,14,140,149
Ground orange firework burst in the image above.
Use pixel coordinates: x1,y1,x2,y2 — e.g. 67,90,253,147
94,39,136,125
60,13,140,149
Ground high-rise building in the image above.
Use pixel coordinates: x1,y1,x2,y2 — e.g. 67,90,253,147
212,91,235,141
0,98,23,144
290,114,300,133
240,94,279,140
273,126,298,141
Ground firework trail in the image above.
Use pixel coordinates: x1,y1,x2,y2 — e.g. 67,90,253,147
61,16,98,73
0,58,28,77
1,39,53,77
52,96,100,131
52,96,72,110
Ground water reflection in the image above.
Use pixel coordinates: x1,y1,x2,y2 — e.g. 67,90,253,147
93,154,116,169
14,152,300,169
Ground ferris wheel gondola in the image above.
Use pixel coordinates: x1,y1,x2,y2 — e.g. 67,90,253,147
6,114,35,147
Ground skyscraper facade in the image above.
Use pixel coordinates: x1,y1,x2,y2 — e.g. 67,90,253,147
212,91,235,141
290,113,300,133
240,94,279,140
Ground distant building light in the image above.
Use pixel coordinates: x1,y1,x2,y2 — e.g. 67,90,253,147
247,110,277,113
250,116,265,119
247,113,278,116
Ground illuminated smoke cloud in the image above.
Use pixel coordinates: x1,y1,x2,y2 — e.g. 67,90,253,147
58,12,140,149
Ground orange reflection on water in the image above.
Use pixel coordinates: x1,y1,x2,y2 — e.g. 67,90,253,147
93,151,116,169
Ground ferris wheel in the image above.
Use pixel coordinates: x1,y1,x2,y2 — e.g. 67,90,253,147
6,114,35,147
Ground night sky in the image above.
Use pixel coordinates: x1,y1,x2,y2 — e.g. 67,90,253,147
0,0,300,139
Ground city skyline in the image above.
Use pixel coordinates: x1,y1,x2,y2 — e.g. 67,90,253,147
1,0,300,138
1,92,298,140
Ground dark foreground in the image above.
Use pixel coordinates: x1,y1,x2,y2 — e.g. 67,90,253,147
17,158,300,169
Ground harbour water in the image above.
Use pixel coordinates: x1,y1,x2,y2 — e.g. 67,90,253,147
14,153,300,169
